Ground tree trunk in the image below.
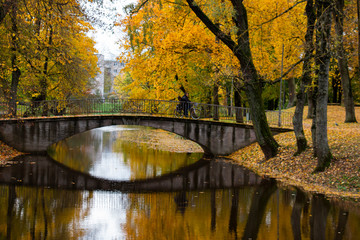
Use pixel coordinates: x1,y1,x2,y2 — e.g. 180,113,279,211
314,0,332,171
234,79,244,123
212,84,219,120
331,69,340,103
186,0,279,159
225,81,232,116
307,88,315,119
9,0,20,117
287,77,296,108
311,85,317,155
358,0,360,86
293,0,315,154
334,0,357,123
232,0,280,158
244,79,279,158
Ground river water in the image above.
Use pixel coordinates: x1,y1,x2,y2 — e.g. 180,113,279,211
0,126,359,239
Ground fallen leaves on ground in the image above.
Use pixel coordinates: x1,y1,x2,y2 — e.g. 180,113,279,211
0,141,24,165
230,105,360,201
118,129,204,153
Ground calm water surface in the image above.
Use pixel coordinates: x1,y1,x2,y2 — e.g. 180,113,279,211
0,126,360,239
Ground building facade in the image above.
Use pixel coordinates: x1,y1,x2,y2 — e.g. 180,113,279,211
92,54,124,97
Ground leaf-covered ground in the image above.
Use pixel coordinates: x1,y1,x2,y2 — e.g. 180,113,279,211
229,105,360,202
0,141,24,164
115,128,204,153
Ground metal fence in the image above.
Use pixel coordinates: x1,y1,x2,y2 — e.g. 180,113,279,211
0,98,293,127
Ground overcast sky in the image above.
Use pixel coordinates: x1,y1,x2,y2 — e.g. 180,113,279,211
83,0,135,60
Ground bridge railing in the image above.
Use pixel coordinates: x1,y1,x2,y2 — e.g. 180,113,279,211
0,98,293,127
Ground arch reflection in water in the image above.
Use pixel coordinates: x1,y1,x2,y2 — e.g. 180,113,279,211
47,125,204,181
1,125,360,239
0,155,261,192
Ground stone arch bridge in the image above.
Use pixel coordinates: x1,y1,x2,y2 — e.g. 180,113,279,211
0,115,291,156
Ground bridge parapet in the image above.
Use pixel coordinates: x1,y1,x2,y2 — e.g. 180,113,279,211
0,98,293,127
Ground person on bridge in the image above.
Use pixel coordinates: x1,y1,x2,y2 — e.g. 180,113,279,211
181,92,191,117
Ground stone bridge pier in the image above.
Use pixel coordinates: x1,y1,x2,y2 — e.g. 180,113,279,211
0,115,291,156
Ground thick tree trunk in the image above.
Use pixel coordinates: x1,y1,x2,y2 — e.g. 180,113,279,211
314,0,332,171
334,0,357,123
293,0,315,154
186,0,279,159
230,0,279,158
244,80,279,158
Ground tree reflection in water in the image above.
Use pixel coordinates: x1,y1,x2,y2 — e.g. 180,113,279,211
1,169,360,239
1,126,360,239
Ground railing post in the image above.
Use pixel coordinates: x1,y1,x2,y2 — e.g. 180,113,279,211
235,107,243,123
213,105,219,121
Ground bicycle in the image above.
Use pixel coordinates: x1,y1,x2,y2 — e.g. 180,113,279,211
174,102,200,119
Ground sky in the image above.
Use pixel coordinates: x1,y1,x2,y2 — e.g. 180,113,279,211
83,0,136,60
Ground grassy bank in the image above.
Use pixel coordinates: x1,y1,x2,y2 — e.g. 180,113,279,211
229,105,360,201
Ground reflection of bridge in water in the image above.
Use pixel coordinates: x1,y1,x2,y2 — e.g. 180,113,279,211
0,155,262,192
1,156,356,240
0,98,292,156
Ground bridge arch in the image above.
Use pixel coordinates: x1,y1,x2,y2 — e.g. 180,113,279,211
0,115,290,156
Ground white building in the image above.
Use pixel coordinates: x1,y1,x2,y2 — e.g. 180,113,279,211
93,54,124,97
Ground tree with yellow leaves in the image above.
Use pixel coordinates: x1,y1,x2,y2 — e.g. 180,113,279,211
116,0,239,102
0,0,98,115
119,0,307,158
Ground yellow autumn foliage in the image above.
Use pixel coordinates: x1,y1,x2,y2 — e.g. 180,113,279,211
116,0,308,102
0,0,99,101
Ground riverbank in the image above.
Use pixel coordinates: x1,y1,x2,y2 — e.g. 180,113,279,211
0,141,23,165
229,105,360,202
